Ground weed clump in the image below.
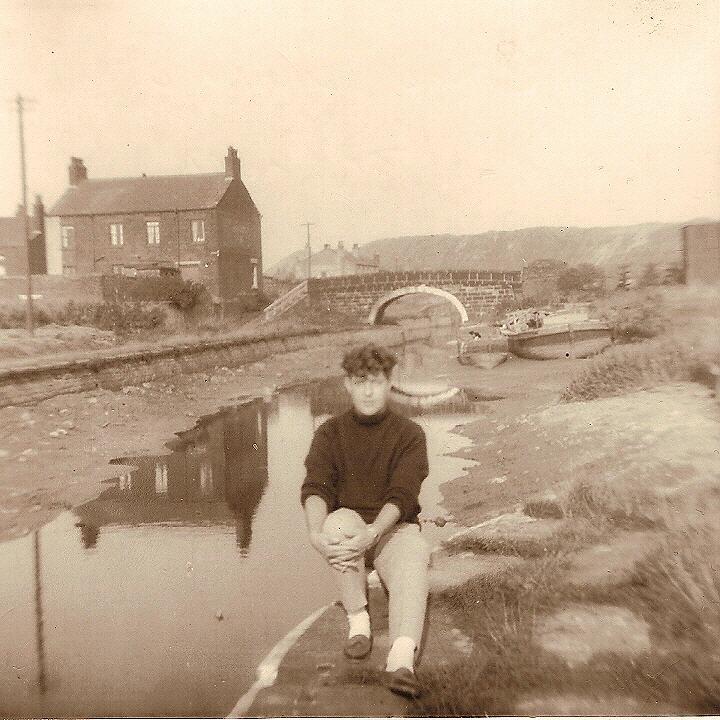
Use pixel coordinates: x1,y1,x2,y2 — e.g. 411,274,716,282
561,340,695,401
596,290,667,343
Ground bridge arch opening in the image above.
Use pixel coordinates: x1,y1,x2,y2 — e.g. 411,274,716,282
367,285,469,325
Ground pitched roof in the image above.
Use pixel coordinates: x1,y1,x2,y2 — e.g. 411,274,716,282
0,216,25,248
48,173,235,216
312,246,378,266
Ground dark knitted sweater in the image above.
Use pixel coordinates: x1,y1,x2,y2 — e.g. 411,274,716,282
301,407,429,524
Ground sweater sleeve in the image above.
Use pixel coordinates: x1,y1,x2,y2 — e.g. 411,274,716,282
300,420,338,511
384,424,429,522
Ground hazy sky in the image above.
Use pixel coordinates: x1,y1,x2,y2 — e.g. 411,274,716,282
2,0,719,265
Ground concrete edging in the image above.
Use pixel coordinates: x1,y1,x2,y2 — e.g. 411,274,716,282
226,604,332,718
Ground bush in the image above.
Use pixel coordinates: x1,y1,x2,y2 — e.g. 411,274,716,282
0,300,166,334
557,263,605,297
599,290,667,343
561,340,696,401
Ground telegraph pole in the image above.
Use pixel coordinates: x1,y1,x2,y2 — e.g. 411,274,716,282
301,222,315,280
16,94,34,335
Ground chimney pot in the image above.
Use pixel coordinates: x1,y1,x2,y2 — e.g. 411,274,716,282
69,157,88,186
225,146,241,179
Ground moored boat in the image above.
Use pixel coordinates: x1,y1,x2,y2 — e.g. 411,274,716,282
455,325,509,368
502,319,612,360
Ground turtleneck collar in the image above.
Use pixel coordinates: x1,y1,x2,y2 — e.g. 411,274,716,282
351,406,390,426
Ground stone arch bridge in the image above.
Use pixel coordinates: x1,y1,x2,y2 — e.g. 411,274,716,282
307,269,522,324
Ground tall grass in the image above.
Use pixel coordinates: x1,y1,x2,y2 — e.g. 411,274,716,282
561,339,700,401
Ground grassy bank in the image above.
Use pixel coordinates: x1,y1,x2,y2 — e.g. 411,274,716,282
564,286,719,401
417,488,720,716
414,285,719,715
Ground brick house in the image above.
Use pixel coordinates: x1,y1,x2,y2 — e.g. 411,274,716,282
286,241,380,280
0,197,47,277
47,147,262,308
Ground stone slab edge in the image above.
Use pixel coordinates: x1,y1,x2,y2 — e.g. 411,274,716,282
226,604,332,718
0,322,445,407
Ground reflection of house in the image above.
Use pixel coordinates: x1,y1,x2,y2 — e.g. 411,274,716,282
287,241,380,280
75,401,269,552
46,147,262,308
0,197,47,276
683,222,720,284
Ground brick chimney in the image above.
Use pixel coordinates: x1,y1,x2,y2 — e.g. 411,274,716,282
225,146,241,179
352,243,359,257
323,243,330,250
337,241,344,250
69,157,87,186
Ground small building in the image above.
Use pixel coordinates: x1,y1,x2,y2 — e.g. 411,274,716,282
683,222,720,285
287,241,379,280
0,197,47,277
47,147,263,309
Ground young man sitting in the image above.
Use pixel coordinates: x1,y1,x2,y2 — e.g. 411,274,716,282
301,343,430,699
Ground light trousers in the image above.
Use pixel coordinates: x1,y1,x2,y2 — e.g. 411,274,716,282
322,508,430,647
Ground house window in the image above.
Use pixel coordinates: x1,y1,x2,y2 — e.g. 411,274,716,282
192,219,205,243
146,221,160,245
61,226,75,249
110,223,124,246
251,258,259,289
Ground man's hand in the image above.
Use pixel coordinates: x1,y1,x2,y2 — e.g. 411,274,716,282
309,530,359,571
337,526,377,562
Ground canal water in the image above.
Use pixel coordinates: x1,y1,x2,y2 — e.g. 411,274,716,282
0,368,483,717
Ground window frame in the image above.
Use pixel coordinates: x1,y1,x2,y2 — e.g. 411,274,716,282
61,225,75,249
146,220,160,245
192,219,206,243
110,222,124,246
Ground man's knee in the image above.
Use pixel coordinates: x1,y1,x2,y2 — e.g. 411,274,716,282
323,507,366,539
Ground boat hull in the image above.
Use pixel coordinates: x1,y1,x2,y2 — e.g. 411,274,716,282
505,323,612,360
458,351,508,369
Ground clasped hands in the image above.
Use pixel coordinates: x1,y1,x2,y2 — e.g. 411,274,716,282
310,527,376,572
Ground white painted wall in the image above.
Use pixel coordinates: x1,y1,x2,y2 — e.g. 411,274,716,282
44,215,62,275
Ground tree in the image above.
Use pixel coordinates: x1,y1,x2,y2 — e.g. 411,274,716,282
557,263,605,296
638,262,660,287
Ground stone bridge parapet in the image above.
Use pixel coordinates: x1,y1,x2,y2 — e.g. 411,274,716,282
307,269,522,323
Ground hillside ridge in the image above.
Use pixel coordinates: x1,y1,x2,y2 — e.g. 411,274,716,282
269,219,715,278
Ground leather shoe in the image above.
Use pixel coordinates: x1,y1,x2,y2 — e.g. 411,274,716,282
343,634,372,659
383,667,422,699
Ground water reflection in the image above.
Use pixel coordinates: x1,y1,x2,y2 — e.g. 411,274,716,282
74,401,269,555
0,368,483,718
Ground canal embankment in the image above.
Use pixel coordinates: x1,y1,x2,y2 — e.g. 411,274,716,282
244,335,720,717
0,318,453,543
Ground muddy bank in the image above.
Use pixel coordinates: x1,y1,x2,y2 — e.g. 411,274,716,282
0,321,445,408
0,324,449,544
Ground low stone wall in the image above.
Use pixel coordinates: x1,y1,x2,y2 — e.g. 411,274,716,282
308,270,522,321
0,323,442,408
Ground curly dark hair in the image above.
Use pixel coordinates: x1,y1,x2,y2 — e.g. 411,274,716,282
341,343,397,378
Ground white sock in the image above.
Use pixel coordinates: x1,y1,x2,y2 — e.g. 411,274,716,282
347,608,371,638
385,636,416,672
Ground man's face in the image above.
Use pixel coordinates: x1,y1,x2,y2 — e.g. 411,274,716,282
344,371,392,416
